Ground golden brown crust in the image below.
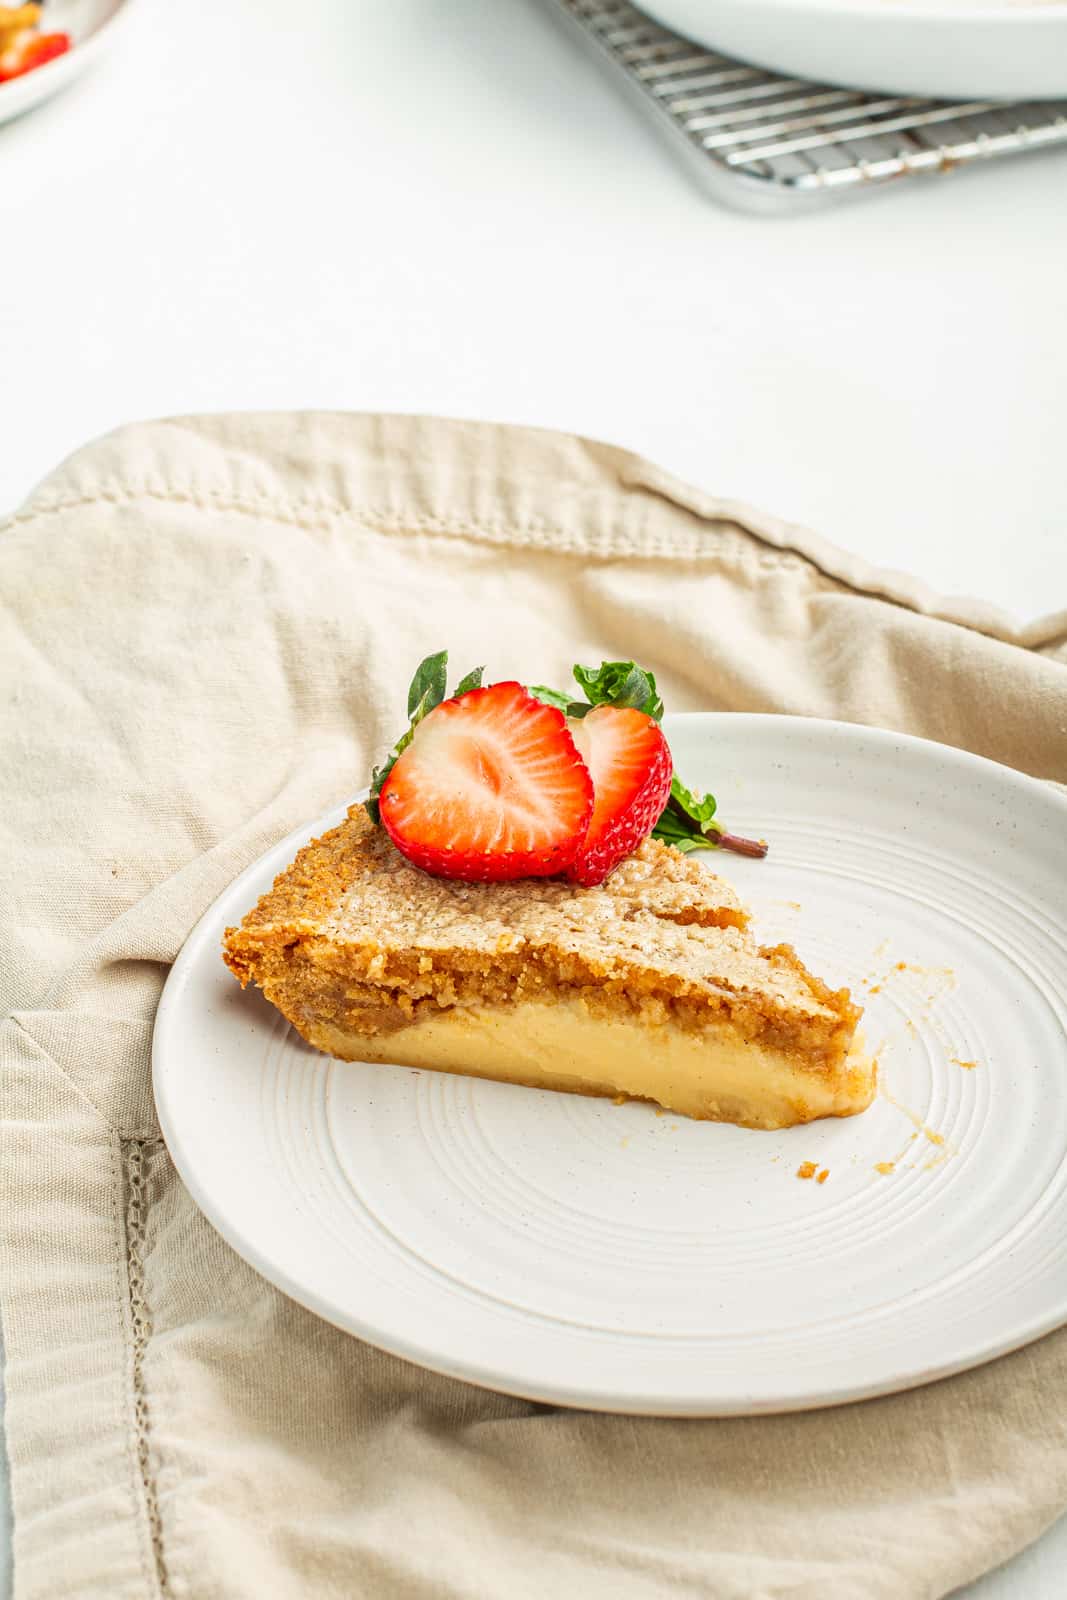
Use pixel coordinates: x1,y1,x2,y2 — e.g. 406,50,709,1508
232,806,748,939
223,808,862,1080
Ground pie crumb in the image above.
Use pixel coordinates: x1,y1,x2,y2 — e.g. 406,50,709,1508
796,1161,817,1180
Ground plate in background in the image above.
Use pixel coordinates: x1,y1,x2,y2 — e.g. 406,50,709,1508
640,0,1067,101
0,0,133,128
154,715,1067,1415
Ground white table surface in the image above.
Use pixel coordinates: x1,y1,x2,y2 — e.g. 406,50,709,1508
1,1,1065,1594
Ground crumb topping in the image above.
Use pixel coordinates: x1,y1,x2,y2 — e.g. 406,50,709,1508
223,807,861,1059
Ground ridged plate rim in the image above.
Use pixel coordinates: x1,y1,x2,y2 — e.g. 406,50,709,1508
153,715,1067,1416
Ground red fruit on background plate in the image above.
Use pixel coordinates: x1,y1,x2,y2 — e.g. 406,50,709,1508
379,681,594,881
566,705,673,886
0,31,70,81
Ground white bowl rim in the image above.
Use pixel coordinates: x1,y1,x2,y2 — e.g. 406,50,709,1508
0,0,136,101
649,0,1067,31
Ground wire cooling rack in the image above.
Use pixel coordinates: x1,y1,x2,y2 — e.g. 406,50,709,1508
548,0,1067,209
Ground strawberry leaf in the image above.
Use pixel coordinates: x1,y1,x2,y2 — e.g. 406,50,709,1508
528,684,573,714
452,666,485,697
366,649,452,824
365,732,411,825
407,650,449,720
372,652,768,859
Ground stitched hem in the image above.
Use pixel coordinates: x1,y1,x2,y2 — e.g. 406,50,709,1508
2,483,783,559
7,479,1065,652
121,1135,169,1598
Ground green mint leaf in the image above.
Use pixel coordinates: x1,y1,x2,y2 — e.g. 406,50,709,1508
571,660,664,721
527,686,598,720
452,666,484,697
652,802,722,853
651,776,722,854
531,663,663,722
406,650,448,720
650,821,709,854
669,774,717,826
528,684,575,714
535,662,766,860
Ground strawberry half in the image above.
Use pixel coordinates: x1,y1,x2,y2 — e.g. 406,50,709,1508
379,681,594,881
566,705,673,886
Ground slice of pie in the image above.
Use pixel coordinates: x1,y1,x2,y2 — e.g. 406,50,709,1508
223,807,872,1129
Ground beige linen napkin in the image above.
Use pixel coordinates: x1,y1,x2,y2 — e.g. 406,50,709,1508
2,413,1066,1600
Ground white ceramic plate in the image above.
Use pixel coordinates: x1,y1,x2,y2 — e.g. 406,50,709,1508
154,715,1067,1416
0,0,132,129
641,0,1067,102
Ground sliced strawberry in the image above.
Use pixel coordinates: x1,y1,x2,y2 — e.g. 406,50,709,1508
0,32,70,81
379,681,593,881
566,705,673,886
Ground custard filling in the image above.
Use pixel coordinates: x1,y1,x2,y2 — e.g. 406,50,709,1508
304,997,876,1130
